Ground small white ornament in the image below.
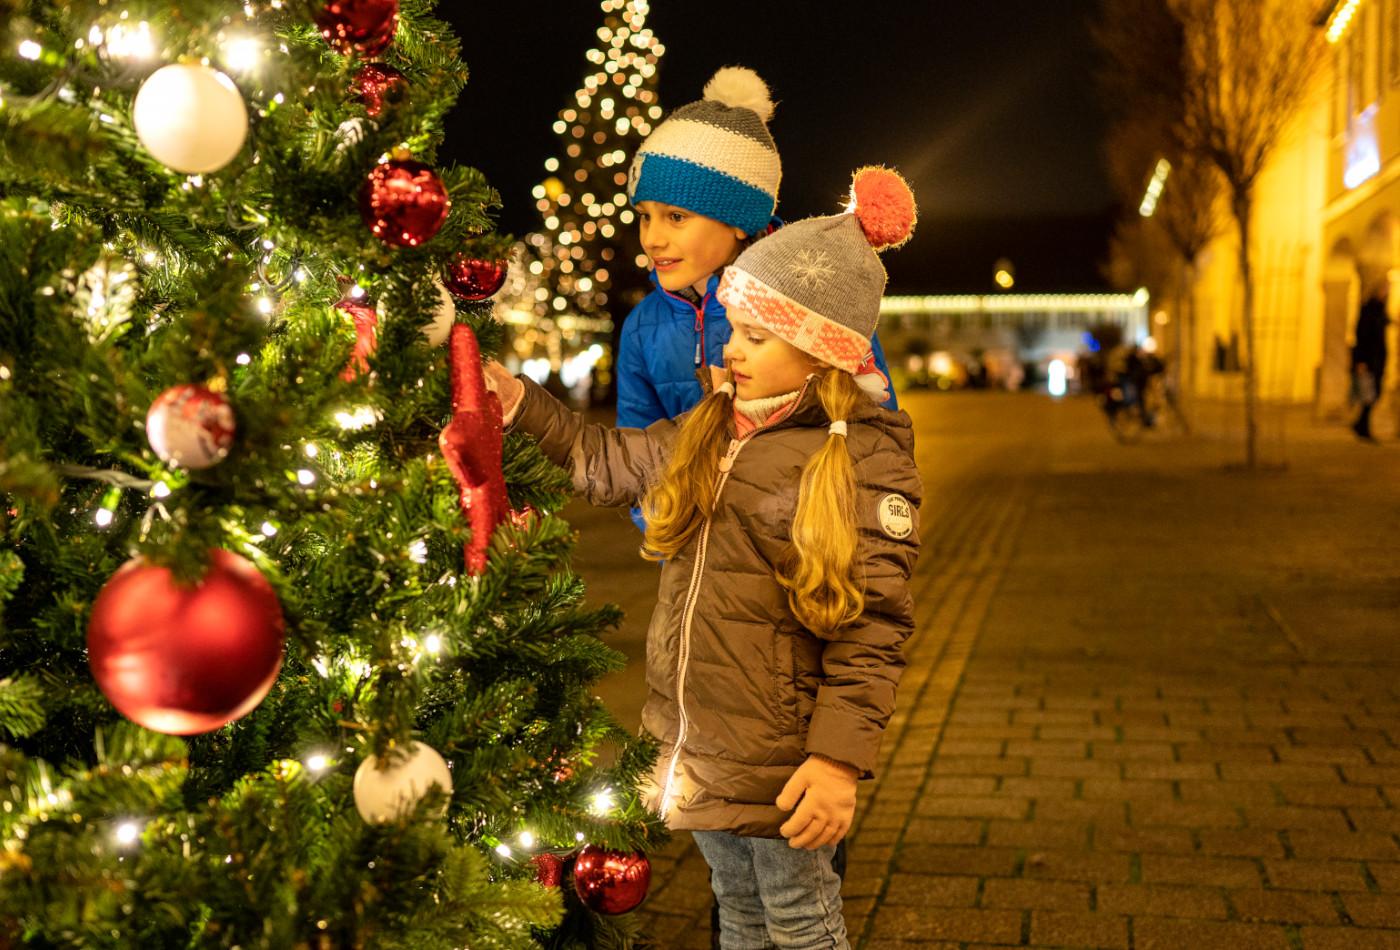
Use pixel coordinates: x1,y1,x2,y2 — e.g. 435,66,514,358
133,64,248,174
146,384,236,469
385,280,457,346
424,279,457,346
353,741,453,823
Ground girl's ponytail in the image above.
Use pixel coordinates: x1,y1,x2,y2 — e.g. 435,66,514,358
778,370,865,637
640,382,734,561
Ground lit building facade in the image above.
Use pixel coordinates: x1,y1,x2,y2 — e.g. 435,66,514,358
1318,0,1400,419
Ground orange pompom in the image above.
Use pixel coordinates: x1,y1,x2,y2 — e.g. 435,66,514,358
850,166,917,251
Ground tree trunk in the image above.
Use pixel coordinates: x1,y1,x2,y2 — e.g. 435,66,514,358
1234,189,1258,469
1184,256,1198,430
1174,257,1193,433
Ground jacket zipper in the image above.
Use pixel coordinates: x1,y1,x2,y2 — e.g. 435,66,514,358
660,286,713,369
657,376,815,820
693,292,711,368
658,432,749,819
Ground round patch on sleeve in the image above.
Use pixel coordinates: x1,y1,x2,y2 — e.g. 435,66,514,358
877,493,914,540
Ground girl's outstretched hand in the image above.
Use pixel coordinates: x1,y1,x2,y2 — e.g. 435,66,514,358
776,754,858,850
482,359,524,420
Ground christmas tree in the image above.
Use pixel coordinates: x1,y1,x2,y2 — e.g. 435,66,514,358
523,0,663,333
0,0,660,946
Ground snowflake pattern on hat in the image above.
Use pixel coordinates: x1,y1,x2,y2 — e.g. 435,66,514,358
787,249,835,290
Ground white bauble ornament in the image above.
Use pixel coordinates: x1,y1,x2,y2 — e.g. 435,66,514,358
146,384,236,469
424,279,458,346
353,741,453,823
133,64,248,174
384,280,457,346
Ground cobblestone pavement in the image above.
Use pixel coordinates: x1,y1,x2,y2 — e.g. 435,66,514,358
568,392,1400,948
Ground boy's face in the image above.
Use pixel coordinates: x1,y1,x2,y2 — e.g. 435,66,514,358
722,308,823,401
637,201,747,295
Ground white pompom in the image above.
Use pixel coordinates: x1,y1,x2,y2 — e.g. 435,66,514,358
133,64,248,174
703,66,774,123
353,741,453,823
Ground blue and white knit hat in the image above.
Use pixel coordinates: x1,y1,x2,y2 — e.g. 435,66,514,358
628,67,781,237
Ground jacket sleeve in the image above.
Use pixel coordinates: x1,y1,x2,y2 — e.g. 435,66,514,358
616,307,668,430
804,436,922,778
870,332,899,411
508,376,676,508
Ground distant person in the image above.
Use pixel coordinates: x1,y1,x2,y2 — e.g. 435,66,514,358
1352,287,1389,442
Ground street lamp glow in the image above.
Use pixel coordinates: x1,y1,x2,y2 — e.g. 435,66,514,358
1327,0,1362,43
1139,158,1171,218
994,269,1015,290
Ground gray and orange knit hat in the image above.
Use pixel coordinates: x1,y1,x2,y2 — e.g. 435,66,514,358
717,167,917,380
628,67,781,237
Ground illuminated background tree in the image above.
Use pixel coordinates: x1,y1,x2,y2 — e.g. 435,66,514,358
0,0,658,946
506,0,663,393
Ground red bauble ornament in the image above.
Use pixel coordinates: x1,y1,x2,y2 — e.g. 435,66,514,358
439,324,509,575
316,0,399,57
337,298,380,381
146,384,236,470
359,160,451,248
351,63,406,117
572,846,651,915
443,255,507,302
87,550,286,736
531,853,565,888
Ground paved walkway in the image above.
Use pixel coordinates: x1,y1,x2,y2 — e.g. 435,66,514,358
569,392,1400,948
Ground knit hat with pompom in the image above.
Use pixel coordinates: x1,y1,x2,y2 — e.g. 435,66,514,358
717,167,917,378
628,66,781,237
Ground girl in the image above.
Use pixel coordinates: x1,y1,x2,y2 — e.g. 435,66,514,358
487,168,920,949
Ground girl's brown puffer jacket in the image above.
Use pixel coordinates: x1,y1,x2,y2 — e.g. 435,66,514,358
508,376,921,837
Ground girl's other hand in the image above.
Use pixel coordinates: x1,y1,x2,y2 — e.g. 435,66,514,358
483,360,524,418
775,754,858,850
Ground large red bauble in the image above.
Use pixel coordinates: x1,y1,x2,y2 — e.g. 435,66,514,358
316,0,399,57
443,255,507,302
571,846,651,915
359,160,451,248
87,550,285,736
351,63,406,117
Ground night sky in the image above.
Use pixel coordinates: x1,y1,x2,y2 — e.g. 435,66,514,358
440,1,1117,294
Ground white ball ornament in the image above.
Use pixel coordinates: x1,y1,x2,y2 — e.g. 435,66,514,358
353,741,453,823
424,279,458,346
146,384,236,469
133,64,249,174
383,280,457,346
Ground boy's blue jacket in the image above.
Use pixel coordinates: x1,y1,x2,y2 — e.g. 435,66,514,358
616,270,898,531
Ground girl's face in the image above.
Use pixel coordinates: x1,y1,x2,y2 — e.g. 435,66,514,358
637,201,746,295
722,308,824,400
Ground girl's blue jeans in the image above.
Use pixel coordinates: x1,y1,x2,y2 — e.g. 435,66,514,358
691,830,848,950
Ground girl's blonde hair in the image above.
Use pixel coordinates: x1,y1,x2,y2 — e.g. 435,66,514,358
641,369,865,637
